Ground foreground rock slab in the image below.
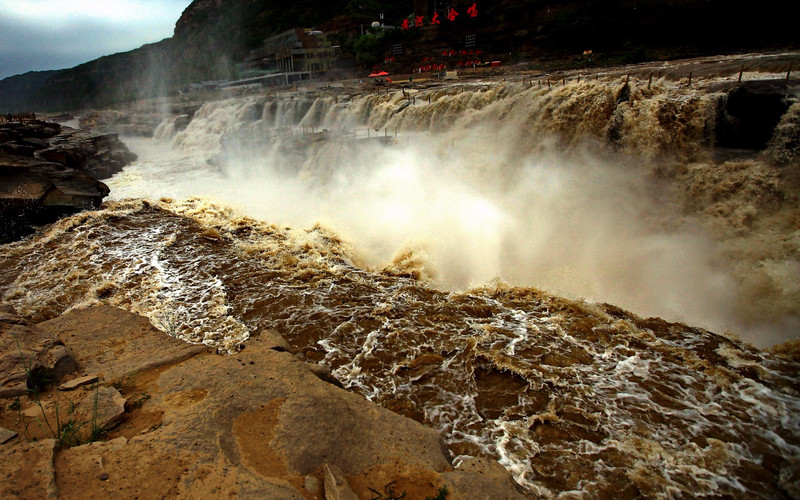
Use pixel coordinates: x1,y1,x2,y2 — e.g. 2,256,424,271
76,386,126,431
0,306,522,499
36,306,207,383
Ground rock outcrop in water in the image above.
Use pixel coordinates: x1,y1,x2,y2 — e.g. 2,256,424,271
715,80,795,151
0,120,136,242
0,304,523,499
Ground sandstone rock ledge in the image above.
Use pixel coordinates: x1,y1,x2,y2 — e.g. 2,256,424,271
0,120,136,243
0,304,524,499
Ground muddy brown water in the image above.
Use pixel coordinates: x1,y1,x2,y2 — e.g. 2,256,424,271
1,199,798,497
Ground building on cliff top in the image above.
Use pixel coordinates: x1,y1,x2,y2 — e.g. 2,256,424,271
221,29,339,89
242,29,338,78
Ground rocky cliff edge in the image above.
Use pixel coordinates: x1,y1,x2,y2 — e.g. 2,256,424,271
0,304,524,499
0,119,136,242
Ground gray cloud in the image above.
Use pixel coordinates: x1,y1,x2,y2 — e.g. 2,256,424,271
0,1,189,80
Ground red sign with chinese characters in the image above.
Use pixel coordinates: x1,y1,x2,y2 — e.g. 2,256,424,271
404,4,477,30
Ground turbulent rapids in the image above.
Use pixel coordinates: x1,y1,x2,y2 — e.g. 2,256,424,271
2,72,800,497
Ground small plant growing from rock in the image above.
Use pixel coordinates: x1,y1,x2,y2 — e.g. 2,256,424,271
130,392,151,408
8,397,22,411
26,383,104,448
14,336,105,448
154,309,183,338
84,384,107,443
110,375,134,393
425,485,448,500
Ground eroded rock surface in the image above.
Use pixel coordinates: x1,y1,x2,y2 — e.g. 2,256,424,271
0,305,517,499
0,439,58,499
36,305,207,382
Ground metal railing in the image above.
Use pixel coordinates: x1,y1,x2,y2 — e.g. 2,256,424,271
0,112,37,124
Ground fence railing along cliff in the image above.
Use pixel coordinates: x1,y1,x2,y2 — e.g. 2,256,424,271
0,112,37,124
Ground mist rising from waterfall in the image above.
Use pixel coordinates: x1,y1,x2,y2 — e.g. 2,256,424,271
110,79,800,347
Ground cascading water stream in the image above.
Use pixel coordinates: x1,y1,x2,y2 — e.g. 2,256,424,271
114,76,799,347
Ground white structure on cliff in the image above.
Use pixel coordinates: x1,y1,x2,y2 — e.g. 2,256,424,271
234,28,339,87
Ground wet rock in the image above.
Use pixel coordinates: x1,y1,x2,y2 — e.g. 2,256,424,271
80,109,178,137
18,137,50,150
173,114,193,132
715,80,793,150
441,457,527,500
36,147,81,168
768,101,800,167
0,130,20,143
49,113,74,123
615,81,631,104
44,130,137,180
0,119,136,242
305,362,344,388
240,102,264,122
0,161,110,242
1,143,36,157
0,121,61,159
16,121,61,139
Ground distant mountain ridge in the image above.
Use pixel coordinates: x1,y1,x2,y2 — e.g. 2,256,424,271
1,0,797,112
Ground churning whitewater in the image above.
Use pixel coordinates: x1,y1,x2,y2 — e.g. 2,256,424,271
115,75,799,348
1,74,799,497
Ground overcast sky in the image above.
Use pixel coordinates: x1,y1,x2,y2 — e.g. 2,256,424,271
0,0,192,80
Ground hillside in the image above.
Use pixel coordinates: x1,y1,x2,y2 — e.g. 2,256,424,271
0,0,798,112
0,70,58,112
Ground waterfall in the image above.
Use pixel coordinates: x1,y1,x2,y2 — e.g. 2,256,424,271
124,76,799,348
